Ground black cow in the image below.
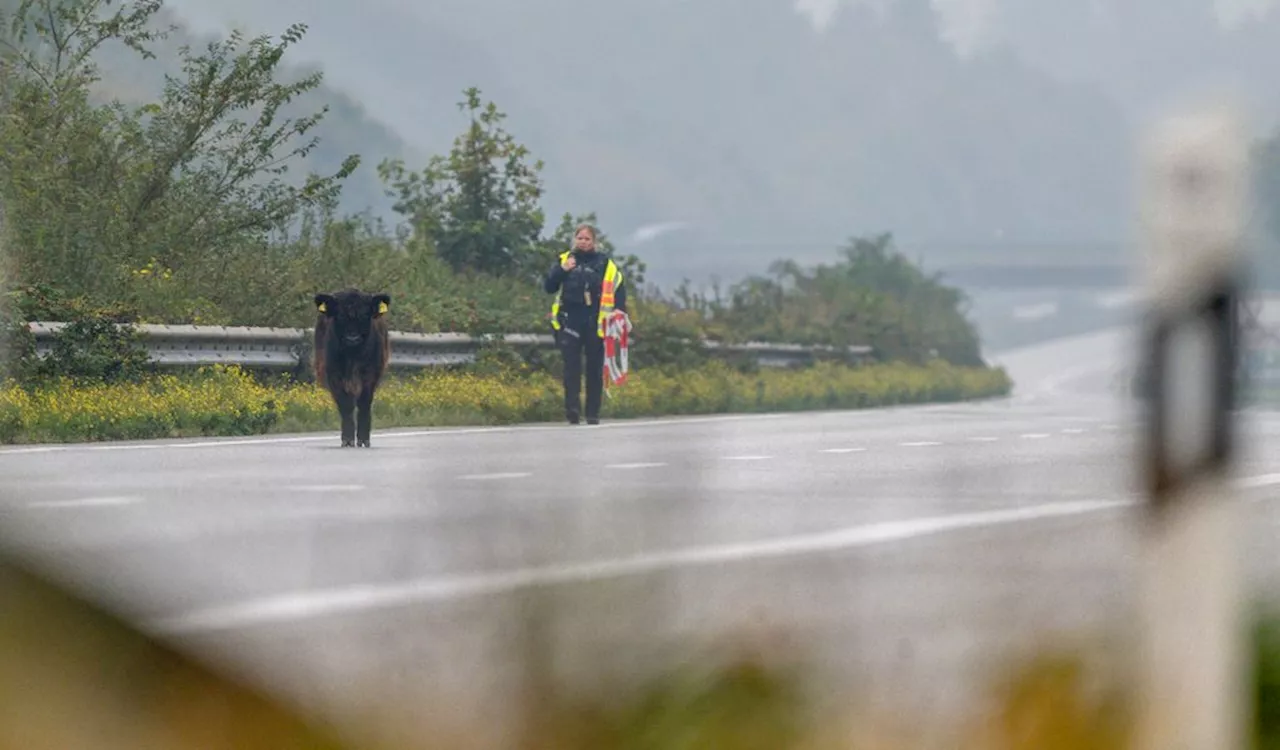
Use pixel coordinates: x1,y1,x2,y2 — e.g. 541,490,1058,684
313,288,392,447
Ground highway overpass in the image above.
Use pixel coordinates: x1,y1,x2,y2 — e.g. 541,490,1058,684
637,236,1278,293
935,258,1133,289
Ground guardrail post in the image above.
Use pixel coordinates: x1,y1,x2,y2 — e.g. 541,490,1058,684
1135,103,1250,750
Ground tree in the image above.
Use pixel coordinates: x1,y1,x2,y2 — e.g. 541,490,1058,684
0,0,164,297
378,87,547,278
708,233,984,365
125,24,359,255
0,0,358,308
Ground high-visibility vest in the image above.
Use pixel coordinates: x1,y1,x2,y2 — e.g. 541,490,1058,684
550,251,623,338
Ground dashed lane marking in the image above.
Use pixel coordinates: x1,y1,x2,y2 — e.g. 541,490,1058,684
28,496,142,509
290,484,365,492
14,425,1120,502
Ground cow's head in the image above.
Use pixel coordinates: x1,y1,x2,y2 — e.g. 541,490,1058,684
314,289,391,349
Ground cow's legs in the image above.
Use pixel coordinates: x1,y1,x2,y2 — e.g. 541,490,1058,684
334,389,357,447
356,386,375,447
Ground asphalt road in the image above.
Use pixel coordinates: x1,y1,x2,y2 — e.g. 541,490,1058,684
3,326,1280,745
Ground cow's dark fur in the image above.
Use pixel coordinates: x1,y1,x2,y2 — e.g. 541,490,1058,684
313,288,392,447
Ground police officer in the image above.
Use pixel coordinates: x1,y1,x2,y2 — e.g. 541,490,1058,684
544,223,627,425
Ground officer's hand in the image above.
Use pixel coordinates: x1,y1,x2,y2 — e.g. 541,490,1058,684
561,256,576,271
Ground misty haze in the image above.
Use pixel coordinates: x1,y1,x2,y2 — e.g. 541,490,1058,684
6,1,1280,748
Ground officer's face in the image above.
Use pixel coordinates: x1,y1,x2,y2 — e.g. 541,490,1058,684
574,229,596,251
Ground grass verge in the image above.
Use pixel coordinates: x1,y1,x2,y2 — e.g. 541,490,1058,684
0,360,1011,444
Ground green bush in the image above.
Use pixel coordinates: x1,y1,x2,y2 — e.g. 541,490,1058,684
0,284,153,386
16,318,154,386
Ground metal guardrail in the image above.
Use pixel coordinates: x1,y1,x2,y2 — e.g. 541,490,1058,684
25,321,874,370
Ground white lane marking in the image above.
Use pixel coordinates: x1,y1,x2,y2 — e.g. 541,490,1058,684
0,407,996,455
1021,433,1051,439
607,462,668,469
968,436,999,442
1238,473,1280,489
28,496,141,509
724,455,772,461
1062,428,1086,434
1030,361,1107,398
290,484,365,492
459,472,531,481
149,497,1134,633
821,448,866,454
0,398,1031,456
901,441,942,447
0,414,794,455
144,470,1280,633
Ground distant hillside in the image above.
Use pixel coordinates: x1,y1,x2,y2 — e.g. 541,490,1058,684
157,0,1136,287
998,0,1280,128
13,0,1278,289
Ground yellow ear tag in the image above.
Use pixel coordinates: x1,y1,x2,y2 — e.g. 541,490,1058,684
377,301,388,314
317,302,327,313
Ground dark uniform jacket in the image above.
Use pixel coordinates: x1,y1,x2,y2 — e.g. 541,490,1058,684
543,250,628,332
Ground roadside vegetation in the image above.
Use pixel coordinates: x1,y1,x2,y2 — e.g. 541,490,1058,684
0,359,1009,444
0,0,1006,446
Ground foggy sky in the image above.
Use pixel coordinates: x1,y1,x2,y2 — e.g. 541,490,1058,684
799,0,1279,53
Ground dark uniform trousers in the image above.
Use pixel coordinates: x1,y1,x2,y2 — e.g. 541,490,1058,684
558,315,604,422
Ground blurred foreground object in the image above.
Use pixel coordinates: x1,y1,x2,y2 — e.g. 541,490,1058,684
1135,103,1251,750
0,551,354,750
